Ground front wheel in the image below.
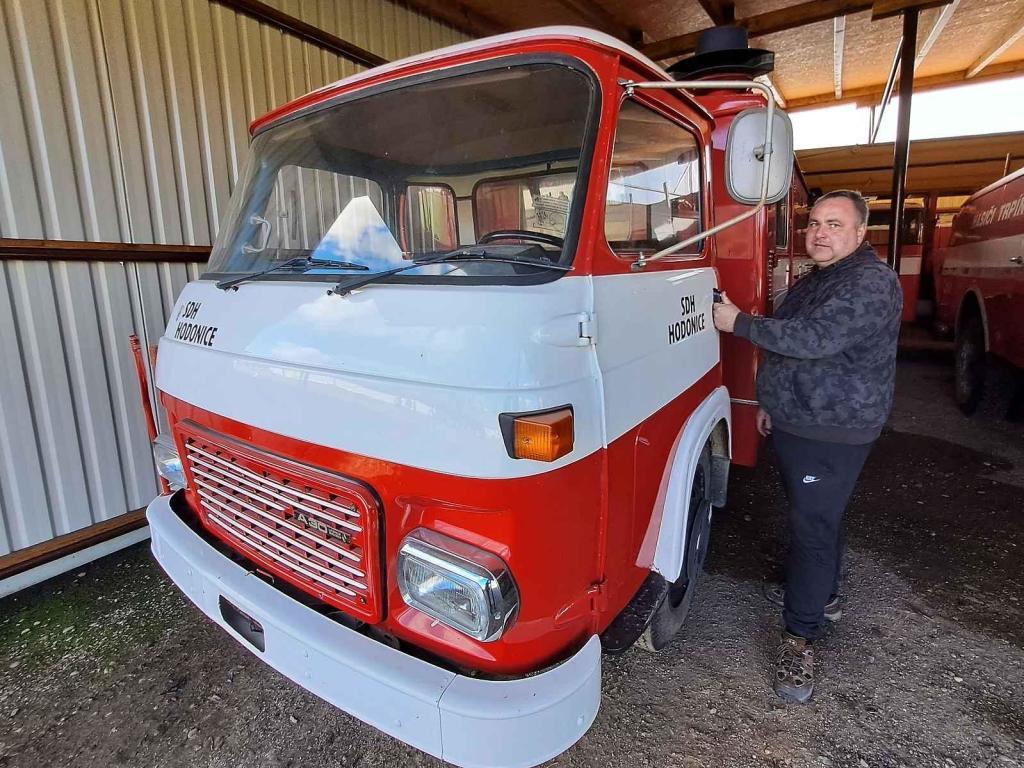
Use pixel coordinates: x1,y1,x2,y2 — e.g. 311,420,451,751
637,443,713,652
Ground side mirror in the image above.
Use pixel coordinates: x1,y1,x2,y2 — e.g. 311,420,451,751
725,108,794,206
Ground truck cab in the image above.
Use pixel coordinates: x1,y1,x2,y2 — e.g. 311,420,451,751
145,27,793,767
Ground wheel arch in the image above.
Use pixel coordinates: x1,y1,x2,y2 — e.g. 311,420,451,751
640,386,731,583
956,290,990,352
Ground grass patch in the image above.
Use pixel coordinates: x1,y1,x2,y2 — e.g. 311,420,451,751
0,543,186,674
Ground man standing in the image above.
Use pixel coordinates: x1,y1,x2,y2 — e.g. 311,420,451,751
712,190,902,703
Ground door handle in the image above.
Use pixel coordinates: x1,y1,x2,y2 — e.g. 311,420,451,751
1011,255,1024,265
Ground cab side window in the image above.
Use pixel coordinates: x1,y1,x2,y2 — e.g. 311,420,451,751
403,184,458,254
605,100,703,257
775,194,790,249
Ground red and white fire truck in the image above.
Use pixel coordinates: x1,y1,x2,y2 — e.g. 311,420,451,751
145,27,797,767
933,168,1024,413
867,199,926,322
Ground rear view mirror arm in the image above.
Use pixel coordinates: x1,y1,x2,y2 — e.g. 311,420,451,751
618,79,777,270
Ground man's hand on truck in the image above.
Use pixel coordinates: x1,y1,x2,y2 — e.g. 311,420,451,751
712,290,741,333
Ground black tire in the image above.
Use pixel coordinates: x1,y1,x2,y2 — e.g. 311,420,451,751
954,313,986,415
637,442,713,652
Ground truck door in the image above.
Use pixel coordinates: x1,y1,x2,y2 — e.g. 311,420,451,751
591,93,718,584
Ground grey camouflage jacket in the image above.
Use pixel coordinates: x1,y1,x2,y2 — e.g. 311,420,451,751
734,242,902,444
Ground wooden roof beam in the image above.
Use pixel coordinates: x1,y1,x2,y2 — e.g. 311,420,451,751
399,0,508,39
967,7,1024,78
916,0,960,68
834,16,847,98
643,0,952,61
551,0,641,44
787,59,1024,110
212,0,387,67
697,0,735,25
644,0,872,61
869,0,954,21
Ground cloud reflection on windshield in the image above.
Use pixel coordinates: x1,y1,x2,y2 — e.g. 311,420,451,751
309,196,406,272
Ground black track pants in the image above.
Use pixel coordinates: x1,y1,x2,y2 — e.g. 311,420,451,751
772,429,874,641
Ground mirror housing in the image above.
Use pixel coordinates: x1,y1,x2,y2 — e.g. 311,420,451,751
725,108,794,205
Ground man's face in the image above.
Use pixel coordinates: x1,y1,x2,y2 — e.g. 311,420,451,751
805,197,867,266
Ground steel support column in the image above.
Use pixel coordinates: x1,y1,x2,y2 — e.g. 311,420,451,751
887,9,919,271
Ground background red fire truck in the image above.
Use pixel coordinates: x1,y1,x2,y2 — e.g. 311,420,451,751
933,167,1024,414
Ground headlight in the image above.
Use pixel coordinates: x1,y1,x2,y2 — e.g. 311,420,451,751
398,530,519,642
152,434,186,490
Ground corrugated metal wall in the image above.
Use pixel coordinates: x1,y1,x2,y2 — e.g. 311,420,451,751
0,0,466,557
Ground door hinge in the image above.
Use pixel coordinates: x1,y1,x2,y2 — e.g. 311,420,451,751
578,312,597,346
586,580,608,613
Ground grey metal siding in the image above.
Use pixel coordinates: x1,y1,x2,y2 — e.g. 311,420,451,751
0,0,467,557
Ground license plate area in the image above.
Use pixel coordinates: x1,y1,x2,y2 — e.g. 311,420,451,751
219,596,265,652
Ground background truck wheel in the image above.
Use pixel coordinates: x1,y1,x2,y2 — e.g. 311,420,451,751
954,313,986,415
637,442,713,652
954,312,1018,418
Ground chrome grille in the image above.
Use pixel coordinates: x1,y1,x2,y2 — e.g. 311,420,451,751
177,424,382,622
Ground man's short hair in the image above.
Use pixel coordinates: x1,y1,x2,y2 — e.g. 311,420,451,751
814,189,869,226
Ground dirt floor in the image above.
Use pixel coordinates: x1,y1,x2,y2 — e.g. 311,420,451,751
1,350,1022,768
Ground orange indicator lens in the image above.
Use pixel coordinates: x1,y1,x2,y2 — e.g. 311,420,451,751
513,408,574,461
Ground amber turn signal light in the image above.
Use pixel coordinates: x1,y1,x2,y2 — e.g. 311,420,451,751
499,407,574,461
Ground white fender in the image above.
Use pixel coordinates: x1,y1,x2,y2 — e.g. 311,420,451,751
637,386,732,582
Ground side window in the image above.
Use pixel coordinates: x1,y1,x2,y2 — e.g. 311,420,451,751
403,184,457,254
793,205,809,256
605,100,703,256
474,172,576,241
775,194,790,249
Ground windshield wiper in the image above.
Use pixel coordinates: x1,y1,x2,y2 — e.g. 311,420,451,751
437,248,570,271
216,256,369,291
329,248,568,298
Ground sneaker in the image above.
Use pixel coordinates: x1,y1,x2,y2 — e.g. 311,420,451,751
774,631,815,703
763,582,842,622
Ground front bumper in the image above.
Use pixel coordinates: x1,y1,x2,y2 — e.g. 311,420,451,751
147,493,601,768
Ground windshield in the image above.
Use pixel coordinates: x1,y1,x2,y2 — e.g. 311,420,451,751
206,61,596,282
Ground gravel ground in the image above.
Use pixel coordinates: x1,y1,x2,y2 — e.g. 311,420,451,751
1,352,1022,768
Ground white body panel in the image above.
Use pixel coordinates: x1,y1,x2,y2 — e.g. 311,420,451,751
147,494,601,768
593,267,719,443
158,278,603,479
158,270,722,479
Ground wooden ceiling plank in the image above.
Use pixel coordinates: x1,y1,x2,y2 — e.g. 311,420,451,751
797,133,1024,194
915,0,960,68
834,16,847,99
801,162,1022,195
967,8,1024,78
786,60,1024,109
697,0,736,25
870,0,953,22
550,0,636,41
399,0,507,39
643,0,875,61
797,133,1024,172
803,154,1024,175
